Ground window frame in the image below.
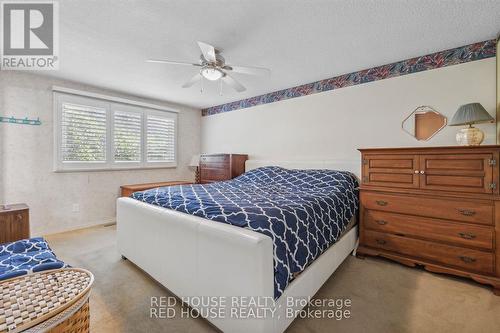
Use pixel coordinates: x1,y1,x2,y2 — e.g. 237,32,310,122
53,90,178,172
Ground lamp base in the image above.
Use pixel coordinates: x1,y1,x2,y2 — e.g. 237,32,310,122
194,167,200,184
455,127,484,146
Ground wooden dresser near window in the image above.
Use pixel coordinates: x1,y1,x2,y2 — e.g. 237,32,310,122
358,146,500,295
0,204,29,243
200,154,248,184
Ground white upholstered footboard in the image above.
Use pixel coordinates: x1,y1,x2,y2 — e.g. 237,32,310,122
117,197,357,333
117,197,275,332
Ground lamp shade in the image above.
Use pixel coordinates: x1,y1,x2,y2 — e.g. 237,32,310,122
448,103,494,126
189,155,200,167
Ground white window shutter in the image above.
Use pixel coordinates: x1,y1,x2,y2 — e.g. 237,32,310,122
114,110,142,162
61,102,107,162
146,114,176,163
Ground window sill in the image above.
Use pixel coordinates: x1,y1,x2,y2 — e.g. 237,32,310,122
53,164,178,173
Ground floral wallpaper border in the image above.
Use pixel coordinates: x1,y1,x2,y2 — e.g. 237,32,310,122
202,39,496,117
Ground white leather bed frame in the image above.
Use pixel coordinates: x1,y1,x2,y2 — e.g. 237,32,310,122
117,160,360,333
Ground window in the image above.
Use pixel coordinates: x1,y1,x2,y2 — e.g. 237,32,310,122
113,108,142,163
146,114,176,162
54,91,177,171
61,101,107,163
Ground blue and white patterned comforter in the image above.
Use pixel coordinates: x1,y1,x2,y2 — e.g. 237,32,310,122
0,237,67,280
132,166,359,298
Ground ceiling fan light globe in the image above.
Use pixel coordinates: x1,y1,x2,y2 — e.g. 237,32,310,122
201,67,223,81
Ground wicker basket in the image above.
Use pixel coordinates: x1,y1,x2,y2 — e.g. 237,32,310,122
43,298,90,333
0,268,94,333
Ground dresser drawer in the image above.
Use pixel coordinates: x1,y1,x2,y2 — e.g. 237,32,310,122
201,155,230,163
200,161,230,170
200,168,230,181
361,192,493,225
364,230,494,275
364,210,494,250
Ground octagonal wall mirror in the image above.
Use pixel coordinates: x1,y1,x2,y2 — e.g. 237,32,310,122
402,106,447,141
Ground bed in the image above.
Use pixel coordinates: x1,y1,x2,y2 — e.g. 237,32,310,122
0,237,67,280
117,160,360,333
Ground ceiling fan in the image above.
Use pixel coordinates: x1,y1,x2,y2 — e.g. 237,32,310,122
147,41,270,93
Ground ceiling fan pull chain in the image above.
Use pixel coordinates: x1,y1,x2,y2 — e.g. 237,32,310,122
200,76,204,93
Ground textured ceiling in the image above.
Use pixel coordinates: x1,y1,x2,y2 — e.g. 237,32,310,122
38,0,500,109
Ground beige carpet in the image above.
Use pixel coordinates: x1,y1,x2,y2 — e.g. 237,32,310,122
45,225,500,333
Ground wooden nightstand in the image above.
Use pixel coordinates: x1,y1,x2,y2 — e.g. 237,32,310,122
0,204,29,243
120,181,192,197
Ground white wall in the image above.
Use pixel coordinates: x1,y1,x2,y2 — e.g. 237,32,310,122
0,72,201,236
201,59,496,166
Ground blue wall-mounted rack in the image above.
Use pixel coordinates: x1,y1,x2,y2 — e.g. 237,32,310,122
0,116,41,125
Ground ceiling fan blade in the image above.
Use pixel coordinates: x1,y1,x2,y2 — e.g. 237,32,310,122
147,59,201,67
222,73,246,92
182,73,201,88
224,65,270,76
197,41,217,63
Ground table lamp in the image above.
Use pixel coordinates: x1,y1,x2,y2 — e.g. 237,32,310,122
189,155,200,183
448,103,494,146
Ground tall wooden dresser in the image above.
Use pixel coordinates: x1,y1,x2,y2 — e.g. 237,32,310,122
199,154,248,184
358,146,500,295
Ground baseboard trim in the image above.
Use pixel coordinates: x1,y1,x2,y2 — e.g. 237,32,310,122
39,217,117,237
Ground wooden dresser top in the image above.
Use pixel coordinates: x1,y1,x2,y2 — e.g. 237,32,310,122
359,145,500,153
0,203,29,213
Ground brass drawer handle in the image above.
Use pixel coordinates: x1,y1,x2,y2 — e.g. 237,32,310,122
375,220,388,225
458,232,476,240
16,214,23,221
376,239,386,245
458,256,476,263
375,200,388,206
458,209,476,216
